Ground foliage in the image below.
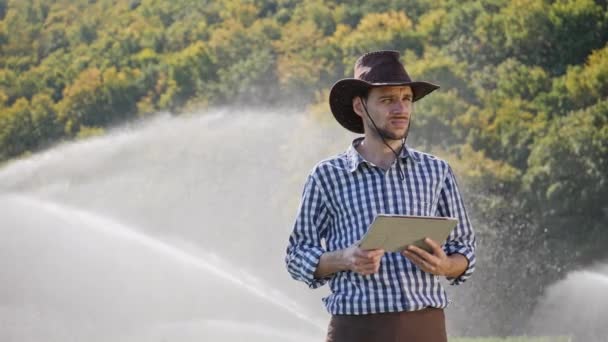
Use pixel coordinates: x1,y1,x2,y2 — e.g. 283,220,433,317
525,100,608,219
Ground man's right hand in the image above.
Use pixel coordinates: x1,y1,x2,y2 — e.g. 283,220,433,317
342,244,385,276
314,244,385,279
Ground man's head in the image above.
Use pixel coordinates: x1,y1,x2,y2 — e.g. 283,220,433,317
329,51,439,134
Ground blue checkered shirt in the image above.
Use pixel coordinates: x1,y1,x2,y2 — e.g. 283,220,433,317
285,138,476,315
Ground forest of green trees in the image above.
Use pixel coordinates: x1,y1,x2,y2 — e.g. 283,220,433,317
0,0,607,334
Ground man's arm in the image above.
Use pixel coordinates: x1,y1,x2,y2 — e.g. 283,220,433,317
286,174,387,287
285,174,332,288
438,165,476,284
402,165,476,284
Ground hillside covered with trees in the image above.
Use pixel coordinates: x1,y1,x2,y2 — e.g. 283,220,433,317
1,0,607,335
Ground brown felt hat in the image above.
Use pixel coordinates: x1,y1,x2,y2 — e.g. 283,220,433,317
329,50,440,133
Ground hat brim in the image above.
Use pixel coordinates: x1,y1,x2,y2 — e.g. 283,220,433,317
329,79,440,134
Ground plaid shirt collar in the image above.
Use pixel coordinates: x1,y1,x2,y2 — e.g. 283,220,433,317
346,137,419,172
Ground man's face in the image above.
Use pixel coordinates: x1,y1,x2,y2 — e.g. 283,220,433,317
354,86,414,141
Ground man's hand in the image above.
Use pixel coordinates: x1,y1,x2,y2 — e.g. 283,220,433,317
342,244,385,276
402,238,466,278
314,244,385,279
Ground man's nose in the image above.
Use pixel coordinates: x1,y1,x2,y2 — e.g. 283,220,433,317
391,100,411,114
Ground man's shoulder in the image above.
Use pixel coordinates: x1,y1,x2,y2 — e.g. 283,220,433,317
408,148,451,170
311,152,348,174
308,152,350,177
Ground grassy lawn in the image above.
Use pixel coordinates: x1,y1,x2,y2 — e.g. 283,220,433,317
450,337,571,342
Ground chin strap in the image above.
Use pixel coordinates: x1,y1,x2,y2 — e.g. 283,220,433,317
361,99,406,181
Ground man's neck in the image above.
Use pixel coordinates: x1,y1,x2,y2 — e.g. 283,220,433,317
356,135,403,170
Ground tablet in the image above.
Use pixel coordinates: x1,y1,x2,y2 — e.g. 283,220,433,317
358,214,458,253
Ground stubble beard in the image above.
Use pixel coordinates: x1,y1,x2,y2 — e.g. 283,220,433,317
367,118,411,142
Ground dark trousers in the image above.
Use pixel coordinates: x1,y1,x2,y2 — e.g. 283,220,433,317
326,308,447,342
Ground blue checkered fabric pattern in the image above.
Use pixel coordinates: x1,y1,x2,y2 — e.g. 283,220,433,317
285,138,476,315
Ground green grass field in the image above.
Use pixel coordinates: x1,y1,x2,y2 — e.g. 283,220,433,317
451,337,571,342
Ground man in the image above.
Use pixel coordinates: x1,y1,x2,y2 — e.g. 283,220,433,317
285,50,476,342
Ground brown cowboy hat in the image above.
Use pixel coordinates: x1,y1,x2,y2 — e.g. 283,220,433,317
329,50,440,133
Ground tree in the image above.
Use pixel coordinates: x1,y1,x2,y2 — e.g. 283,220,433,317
57,67,104,135
492,59,551,102
0,98,35,160
475,0,608,74
412,90,471,150
207,17,281,104
406,47,474,101
525,100,608,220
162,41,215,109
57,67,143,134
339,11,423,70
30,93,62,147
562,44,608,109
467,97,546,170
536,43,608,115
274,18,330,99
0,0,7,20
523,99,608,271
437,1,487,66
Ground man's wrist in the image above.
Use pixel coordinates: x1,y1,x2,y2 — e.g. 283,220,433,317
445,253,467,278
336,248,351,272
315,249,351,279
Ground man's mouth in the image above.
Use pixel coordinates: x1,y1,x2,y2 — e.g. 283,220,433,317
390,118,409,127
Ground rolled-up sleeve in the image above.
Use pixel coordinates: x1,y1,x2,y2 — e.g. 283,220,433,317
437,165,477,285
285,174,332,289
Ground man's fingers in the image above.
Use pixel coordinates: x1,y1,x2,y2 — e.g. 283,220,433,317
403,250,434,273
370,249,385,257
406,245,436,264
354,249,371,259
424,238,445,257
354,249,384,264
353,258,371,267
356,248,384,258
356,263,381,275
350,245,384,275
354,257,380,267
403,249,421,264
353,256,383,275
369,254,382,263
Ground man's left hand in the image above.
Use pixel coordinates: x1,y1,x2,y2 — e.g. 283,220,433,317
402,238,454,277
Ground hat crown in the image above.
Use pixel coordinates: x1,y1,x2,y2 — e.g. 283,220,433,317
354,50,412,84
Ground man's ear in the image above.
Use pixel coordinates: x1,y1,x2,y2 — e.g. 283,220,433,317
352,96,364,118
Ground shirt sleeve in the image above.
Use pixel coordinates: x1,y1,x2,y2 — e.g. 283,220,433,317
285,174,332,289
437,165,477,285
